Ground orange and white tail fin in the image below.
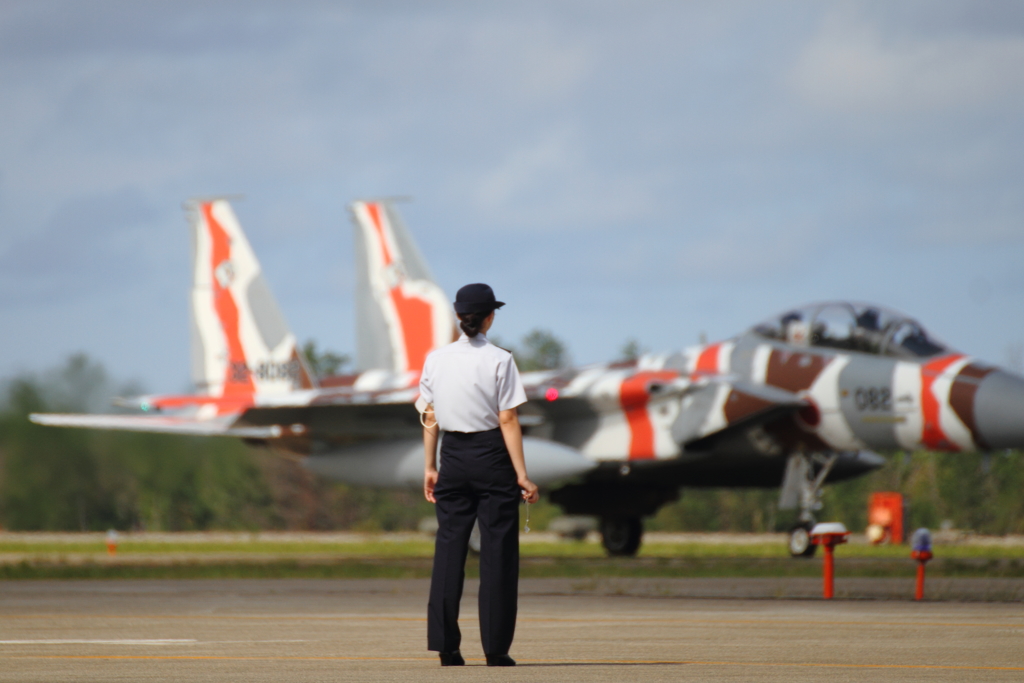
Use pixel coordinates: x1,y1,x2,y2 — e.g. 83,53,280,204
351,200,455,374
188,199,316,398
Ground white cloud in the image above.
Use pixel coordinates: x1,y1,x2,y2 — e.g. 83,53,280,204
463,129,656,230
474,132,574,210
790,7,1024,114
676,216,824,279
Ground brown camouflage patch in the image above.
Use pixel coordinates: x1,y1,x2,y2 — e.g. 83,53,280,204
766,350,830,393
950,362,995,450
723,390,775,424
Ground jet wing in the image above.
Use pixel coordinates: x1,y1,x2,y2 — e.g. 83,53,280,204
28,413,283,439
234,401,423,440
33,376,805,456
671,378,807,448
32,394,427,444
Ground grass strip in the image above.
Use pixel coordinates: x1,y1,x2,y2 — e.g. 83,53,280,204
3,541,1024,559
0,559,433,580
3,556,1023,580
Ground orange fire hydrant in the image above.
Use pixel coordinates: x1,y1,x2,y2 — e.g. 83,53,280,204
810,523,850,599
910,528,933,601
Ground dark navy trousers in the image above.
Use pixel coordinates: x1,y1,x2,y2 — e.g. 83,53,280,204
427,428,520,656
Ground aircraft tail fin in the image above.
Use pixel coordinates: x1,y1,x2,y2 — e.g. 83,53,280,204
350,200,455,374
188,199,316,398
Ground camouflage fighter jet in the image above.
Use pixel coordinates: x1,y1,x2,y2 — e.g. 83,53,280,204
519,301,1024,556
32,200,1024,557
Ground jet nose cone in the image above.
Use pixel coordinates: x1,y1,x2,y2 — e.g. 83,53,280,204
972,369,1024,450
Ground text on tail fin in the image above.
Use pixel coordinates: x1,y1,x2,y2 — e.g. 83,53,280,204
190,199,314,398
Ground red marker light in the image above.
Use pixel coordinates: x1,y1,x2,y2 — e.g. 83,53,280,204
545,387,559,401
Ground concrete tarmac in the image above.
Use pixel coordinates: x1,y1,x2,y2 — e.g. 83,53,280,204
1,579,1022,682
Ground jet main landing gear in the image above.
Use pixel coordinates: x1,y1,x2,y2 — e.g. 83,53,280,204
549,482,676,557
600,517,643,556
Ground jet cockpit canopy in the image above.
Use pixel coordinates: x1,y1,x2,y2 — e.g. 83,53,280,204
751,302,951,360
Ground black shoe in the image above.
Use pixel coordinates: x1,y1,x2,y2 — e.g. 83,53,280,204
486,654,516,667
439,650,465,666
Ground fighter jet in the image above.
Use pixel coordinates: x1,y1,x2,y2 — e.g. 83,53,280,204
32,199,1024,558
518,301,1024,556
29,199,596,490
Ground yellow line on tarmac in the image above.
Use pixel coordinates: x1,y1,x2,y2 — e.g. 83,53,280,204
518,617,1024,629
677,660,1024,672
0,655,434,662
0,618,423,622
2,655,1023,671
3,613,1022,630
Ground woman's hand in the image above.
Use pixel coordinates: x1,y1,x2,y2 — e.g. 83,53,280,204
500,409,538,503
518,476,539,504
423,420,440,503
424,469,439,503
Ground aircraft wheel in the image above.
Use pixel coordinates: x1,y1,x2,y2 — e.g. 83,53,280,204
468,520,481,555
788,523,817,558
600,517,643,557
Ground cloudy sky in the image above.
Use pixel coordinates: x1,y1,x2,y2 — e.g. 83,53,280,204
1,1,1023,392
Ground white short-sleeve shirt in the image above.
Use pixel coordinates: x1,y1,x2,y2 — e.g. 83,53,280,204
416,333,527,433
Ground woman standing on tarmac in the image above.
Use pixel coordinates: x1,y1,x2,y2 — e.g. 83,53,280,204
417,283,540,667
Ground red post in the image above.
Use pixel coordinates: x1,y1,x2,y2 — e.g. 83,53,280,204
912,550,933,600
823,544,835,599
810,524,849,600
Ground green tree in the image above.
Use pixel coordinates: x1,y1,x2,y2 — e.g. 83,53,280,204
647,450,1024,535
16,354,1020,536
619,339,645,362
0,354,432,532
302,340,351,378
0,357,276,531
514,329,568,371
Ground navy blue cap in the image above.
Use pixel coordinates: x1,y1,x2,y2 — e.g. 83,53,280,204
454,283,505,314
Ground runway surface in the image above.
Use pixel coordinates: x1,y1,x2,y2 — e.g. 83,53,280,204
1,579,1022,682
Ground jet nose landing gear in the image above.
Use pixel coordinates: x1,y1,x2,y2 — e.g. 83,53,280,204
788,522,817,557
779,452,842,558
600,517,643,556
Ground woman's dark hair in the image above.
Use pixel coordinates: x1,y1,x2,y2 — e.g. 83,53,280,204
458,309,494,338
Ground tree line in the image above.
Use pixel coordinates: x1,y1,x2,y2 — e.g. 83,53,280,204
1,343,1022,534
